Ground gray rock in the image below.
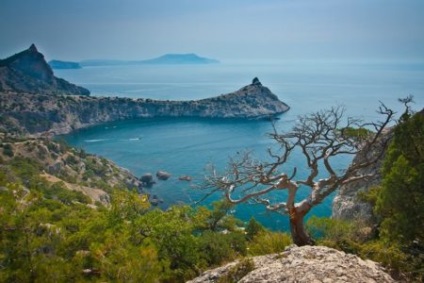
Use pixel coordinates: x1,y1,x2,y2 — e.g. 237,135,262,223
156,170,171,180
140,173,154,185
187,245,395,283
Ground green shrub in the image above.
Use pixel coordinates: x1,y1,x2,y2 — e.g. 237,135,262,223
245,217,265,240
2,143,14,157
248,231,291,256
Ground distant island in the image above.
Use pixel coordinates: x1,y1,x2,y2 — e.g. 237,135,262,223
140,53,219,65
49,53,220,68
48,60,82,69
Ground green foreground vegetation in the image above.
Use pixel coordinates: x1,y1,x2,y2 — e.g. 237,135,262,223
0,152,290,282
0,108,422,282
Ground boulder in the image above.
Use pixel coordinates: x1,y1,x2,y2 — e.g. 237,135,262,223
178,175,192,181
140,173,155,185
156,170,171,180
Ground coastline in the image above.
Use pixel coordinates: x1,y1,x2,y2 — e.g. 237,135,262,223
0,81,289,137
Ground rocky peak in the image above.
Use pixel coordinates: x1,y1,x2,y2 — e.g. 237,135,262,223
9,44,54,82
29,43,38,52
251,77,262,86
0,45,89,96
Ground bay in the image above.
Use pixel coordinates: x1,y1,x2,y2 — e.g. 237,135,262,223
59,60,424,231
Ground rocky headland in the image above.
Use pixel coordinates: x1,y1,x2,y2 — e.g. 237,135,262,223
0,79,289,135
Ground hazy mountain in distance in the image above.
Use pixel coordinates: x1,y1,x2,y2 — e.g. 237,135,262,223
80,53,219,67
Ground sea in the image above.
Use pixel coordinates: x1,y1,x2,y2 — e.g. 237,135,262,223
58,59,424,231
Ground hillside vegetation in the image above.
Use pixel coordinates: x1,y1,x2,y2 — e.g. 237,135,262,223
0,136,292,282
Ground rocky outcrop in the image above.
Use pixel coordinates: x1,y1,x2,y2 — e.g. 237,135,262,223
0,44,89,95
188,245,395,283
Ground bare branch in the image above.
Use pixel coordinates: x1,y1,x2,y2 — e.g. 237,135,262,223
201,104,394,245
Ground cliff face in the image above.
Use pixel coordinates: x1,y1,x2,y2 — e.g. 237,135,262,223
188,245,394,283
0,79,289,135
332,131,392,224
0,44,89,96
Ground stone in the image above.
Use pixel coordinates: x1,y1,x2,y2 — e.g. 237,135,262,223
140,173,154,185
156,170,171,180
178,175,192,181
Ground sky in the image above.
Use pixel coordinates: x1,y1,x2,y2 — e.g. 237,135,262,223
0,0,423,61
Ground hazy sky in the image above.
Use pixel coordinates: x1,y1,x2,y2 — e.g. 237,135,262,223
1,0,423,61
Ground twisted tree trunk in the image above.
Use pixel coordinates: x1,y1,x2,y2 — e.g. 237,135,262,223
289,207,315,246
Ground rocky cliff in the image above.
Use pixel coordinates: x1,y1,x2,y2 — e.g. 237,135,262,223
0,78,289,135
0,44,89,95
332,130,392,224
187,245,394,283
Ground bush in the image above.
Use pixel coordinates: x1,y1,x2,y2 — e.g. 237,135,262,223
3,143,14,157
248,231,291,256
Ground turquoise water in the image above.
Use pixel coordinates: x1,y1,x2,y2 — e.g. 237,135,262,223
59,60,424,231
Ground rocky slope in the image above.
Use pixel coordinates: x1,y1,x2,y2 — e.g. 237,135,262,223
188,245,394,283
0,44,89,95
0,134,144,205
0,78,289,135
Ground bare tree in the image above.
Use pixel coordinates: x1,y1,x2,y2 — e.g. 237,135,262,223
202,105,394,246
